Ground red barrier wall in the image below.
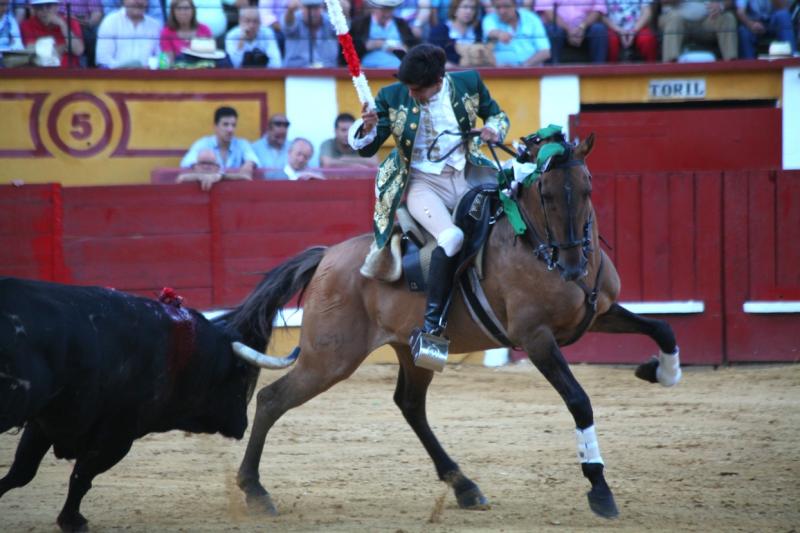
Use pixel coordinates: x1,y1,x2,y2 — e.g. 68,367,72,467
723,170,800,362
1,174,797,363
571,107,781,173
563,171,724,364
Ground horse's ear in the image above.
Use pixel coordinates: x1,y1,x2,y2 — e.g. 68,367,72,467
575,133,595,159
521,136,541,163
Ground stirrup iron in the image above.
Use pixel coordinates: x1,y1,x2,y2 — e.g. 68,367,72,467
410,329,449,372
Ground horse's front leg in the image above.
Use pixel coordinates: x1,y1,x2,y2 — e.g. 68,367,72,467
522,327,619,518
392,344,489,510
591,303,681,386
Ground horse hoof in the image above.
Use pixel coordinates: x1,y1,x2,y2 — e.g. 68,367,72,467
246,493,279,516
634,357,659,384
57,512,89,532
456,487,491,510
587,488,619,519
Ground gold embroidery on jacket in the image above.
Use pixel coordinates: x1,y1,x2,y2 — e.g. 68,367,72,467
388,106,408,139
462,93,480,125
376,156,397,191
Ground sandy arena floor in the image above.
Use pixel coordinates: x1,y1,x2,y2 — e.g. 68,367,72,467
1,362,798,532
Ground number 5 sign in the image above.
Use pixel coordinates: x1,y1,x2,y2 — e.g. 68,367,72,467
48,92,113,157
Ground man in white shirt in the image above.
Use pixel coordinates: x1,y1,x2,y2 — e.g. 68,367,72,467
225,6,282,68
95,0,161,68
265,138,324,180
348,43,509,352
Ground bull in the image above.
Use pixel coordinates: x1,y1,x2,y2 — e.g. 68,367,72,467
0,277,297,532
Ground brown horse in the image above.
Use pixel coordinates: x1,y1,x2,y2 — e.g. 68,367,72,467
223,133,681,520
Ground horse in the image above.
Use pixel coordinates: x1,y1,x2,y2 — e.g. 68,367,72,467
221,133,681,520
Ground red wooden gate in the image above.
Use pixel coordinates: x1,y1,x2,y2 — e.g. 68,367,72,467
562,172,724,365
723,170,800,362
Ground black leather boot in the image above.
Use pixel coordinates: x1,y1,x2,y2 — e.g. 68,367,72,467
412,246,457,339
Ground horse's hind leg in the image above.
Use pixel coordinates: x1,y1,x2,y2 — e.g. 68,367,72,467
391,344,489,510
591,303,681,386
522,328,619,518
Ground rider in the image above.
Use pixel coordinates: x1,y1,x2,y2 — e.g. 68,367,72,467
348,43,509,351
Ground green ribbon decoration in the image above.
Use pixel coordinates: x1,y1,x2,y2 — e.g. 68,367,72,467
496,125,567,236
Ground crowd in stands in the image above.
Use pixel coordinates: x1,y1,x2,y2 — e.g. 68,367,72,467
1,0,798,67
175,105,372,190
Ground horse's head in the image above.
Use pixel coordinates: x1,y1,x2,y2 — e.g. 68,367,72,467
521,132,595,282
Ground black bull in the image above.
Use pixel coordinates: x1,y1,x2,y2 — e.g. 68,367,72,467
0,277,288,532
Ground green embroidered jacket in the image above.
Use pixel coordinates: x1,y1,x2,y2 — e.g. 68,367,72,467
357,70,510,248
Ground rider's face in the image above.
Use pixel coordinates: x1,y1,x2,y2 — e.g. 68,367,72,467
406,80,443,104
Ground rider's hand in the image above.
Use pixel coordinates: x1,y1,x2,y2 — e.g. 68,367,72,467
360,102,378,135
480,127,499,143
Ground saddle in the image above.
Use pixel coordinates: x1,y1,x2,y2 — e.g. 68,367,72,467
360,184,499,290
360,185,514,348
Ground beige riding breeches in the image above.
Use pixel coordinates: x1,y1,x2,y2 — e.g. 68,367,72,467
405,165,469,255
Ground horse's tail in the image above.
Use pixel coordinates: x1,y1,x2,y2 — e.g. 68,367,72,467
224,246,327,351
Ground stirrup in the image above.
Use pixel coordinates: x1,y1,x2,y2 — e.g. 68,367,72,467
410,328,450,372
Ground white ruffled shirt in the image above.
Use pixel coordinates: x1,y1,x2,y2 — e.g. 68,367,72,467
348,77,467,174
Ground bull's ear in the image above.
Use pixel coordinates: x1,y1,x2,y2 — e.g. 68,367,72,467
574,132,595,159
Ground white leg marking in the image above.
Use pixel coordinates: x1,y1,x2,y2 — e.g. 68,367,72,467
575,425,604,465
656,346,682,387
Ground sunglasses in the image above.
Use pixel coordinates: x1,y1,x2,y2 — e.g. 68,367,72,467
271,120,291,128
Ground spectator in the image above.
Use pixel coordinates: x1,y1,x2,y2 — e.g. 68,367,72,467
428,0,483,67
282,0,338,67
319,113,379,168
159,0,212,64
603,0,658,61
96,0,161,68
101,0,166,24
265,137,324,180
258,0,287,30
58,0,103,67
394,0,439,38
658,0,738,61
21,0,85,67
736,0,796,58
186,0,227,37
0,0,24,58
351,0,420,68
225,6,282,67
483,0,550,66
537,0,609,63
251,113,290,168
178,106,258,191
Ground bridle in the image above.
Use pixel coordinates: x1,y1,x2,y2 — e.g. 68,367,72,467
428,130,593,273
428,130,603,345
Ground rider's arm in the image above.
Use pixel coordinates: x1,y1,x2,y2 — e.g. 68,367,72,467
474,73,510,142
348,91,393,157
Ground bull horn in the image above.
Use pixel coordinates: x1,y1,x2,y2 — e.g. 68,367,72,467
231,342,299,369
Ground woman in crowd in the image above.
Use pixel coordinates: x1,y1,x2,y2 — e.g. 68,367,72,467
160,0,213,63
428,0,483,66
602,0,657,61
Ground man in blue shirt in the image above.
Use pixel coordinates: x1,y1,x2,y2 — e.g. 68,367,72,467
736,0,797,58
250,113,290,169
482,0,551,66
178,106,259,191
